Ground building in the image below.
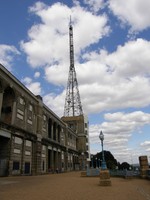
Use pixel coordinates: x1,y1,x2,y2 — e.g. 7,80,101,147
0,20,90,176
61,115,90,170
0,64,81,176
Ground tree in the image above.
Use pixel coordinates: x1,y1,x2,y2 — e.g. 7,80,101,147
119,162,130,170
92,151,117,170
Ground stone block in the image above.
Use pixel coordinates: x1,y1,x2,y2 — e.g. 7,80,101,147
99,170,110,179
140,169,148,178
99,179,112,186
81,171,86,177
99,170,111,186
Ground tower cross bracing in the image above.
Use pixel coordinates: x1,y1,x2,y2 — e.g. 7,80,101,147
64,21,83,117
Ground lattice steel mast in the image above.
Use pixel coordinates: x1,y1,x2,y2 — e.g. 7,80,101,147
64,19,83,117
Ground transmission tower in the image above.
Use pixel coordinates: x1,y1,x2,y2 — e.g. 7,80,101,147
64,20,83,117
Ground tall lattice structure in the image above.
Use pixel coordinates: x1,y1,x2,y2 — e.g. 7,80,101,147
64,20,83,117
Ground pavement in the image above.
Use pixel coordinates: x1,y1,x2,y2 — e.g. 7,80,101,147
0,172,150,200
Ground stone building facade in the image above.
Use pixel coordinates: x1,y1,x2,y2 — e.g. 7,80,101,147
0,64,90,176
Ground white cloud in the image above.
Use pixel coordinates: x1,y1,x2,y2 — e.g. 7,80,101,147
140,141,150,152
43,91,66,117
0,45,20,70
108,0,150,32
20,2,109,68
89,111,150,163
29,37,150,116
76,38,150,114
34,71,40,78
141,141,150,146
44,63,68,86
21,35,150,117
84,0,105,13
21,77,42,96
105,39,150,77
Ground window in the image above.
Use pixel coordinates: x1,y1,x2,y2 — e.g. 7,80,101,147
17,97,25,120
85,123,87,128
14,137,22,144
29,104,33,111
42,145,46,151
19,97,25,105
61,152,64,159
13,161,20,170
43,115,46,121
43,115,47,131
17,109,24,120
25,140,32,147
14,149,21,154
25,162,30,174
69,124,74,129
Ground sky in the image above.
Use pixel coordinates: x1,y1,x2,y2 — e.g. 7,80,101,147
0,0,150,164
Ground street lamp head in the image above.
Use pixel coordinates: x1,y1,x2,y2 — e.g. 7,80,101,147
99,130,104,141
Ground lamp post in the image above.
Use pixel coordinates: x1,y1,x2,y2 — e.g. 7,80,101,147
99,130,111,186
91,155,93,168
99,131,107,170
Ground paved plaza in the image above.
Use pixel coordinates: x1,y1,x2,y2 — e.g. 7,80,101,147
0,172,150,200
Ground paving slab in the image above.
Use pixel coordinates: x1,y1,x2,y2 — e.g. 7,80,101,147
0,172,150,200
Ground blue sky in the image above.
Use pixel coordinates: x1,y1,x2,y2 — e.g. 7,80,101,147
1,0,150,164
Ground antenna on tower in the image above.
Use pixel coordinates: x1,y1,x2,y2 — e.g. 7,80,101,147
69,15,72,26
64,18,83,117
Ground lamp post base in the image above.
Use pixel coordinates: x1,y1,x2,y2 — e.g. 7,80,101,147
99,169,111,186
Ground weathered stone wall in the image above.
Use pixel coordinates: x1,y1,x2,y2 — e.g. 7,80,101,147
0,64,80,176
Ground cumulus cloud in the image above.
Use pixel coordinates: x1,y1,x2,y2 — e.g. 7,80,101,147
34,71,40,78
76,38,150,114
21,77,42,96
84,0,106,13
26,36,150,118
44,63,68,86
108,0,150,32
43,91,66,117
105,39,150,77
0,45,20,70
20,2,109,68
89,111,150,162
140,141,150,152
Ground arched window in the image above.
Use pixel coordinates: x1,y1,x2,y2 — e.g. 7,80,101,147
16,96,25,121
53,122,57,141
48,118,52,138
1,87,15,124
58,125,61,143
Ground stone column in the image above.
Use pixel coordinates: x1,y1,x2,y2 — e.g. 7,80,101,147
21,138,25,174
51,121,53,140
56,150,58,171
65,150,68,172
51,149,54,172
31,140,36,175
36,140,42,174
11,101,16,125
